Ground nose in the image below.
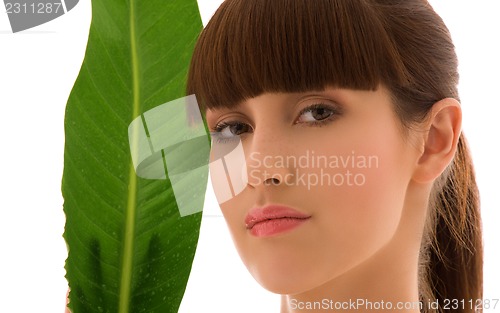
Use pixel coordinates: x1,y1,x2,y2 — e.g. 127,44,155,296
245,127,296,189
208,121,296,205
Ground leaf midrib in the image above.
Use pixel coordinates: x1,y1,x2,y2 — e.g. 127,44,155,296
119,0,141,311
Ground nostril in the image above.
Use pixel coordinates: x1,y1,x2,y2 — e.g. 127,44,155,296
264,177,281,185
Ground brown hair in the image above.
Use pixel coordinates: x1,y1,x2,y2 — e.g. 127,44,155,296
186,1,482,311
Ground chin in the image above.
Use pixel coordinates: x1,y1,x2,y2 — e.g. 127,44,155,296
253,272,310,295
243,254,335,296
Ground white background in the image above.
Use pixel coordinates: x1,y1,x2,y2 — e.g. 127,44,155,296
0,1,498,312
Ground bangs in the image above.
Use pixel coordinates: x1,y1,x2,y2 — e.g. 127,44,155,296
187,0,410,111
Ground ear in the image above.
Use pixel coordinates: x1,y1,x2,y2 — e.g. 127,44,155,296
412,98,462,183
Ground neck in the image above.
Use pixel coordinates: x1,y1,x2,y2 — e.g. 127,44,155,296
280,182,431,313
280,243,421,313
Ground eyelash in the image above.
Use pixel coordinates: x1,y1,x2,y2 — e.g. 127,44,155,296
298,103,339,127
212,121,241,134
210,103,340,143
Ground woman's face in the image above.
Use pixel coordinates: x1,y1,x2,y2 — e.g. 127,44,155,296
205,86,420,295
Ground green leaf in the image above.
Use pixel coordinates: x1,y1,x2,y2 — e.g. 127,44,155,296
62,0,207,312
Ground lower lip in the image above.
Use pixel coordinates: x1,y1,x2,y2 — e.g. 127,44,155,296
249,217,310,237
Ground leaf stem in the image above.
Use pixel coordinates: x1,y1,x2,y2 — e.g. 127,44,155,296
119,0,141,311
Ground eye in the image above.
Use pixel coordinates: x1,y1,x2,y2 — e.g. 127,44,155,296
210,121,252,143
296,103,339,125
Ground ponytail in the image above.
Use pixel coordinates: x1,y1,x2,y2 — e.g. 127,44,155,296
421,134,483,312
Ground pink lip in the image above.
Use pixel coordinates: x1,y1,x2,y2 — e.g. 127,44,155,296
245,204,311,237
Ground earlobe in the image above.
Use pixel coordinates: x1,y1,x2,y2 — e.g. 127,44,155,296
412,98,462,183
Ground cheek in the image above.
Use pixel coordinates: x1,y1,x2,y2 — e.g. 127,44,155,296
307,119,412,269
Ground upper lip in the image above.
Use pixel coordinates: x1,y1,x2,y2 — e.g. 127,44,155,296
245,204,311,229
